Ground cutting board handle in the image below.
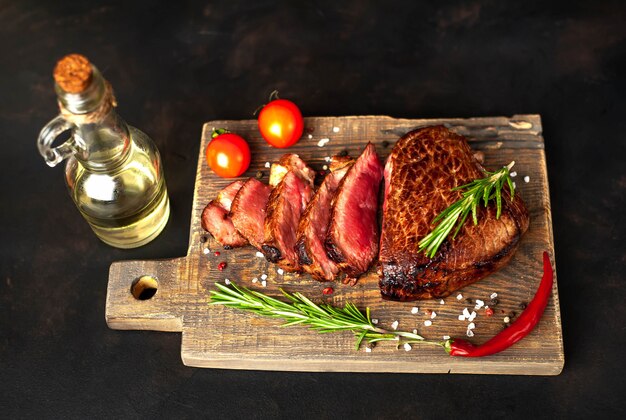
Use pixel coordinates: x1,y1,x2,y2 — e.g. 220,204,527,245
106,257,190,332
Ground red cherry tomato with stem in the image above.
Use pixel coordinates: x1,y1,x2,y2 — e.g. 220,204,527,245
205,129,251,178
257,94,304,148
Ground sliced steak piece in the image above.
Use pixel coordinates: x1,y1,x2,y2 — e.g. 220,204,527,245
230,178,273,249
325,143,384,282
262,157,316,272
201,181,248,248
378,126,530,301
296,157,354,281
214,180,244,211
269,153,316,187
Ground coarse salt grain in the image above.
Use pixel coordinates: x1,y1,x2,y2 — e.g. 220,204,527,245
439,299,445,305
475,299,485,310
468,311,477,322
332,126,340,133
430,311,437,319
261,274,268,280
365,347,372,353
391,320,399,330
466,329,475,337
413,329,418,334
411,307,419,314
443,335,450,340
424,320,433,327
317,138,330,147
252,277,258,283
264,162,271,168
456,293,463,300
504,316,510,323
276,268,284,275
467,322,476,330
261,280,267,287
255,251,264,258
458,315,465,321
404,343,412,351
371,319,379,324
203,248,210,254
322,165,328,170
512,181,516,189
510,171,517,177
490,292,498,299
307,134,313,139
224,278,230,285
524,175,530,183
324,156,331,162
462,308,471,319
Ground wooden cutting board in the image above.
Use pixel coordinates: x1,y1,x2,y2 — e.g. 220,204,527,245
106,115,564,375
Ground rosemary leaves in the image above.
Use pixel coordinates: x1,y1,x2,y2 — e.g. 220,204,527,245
210,282,444,350
418,161,516,258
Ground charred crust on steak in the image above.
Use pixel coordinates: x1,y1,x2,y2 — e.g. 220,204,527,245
261,245,282,263
378,125,530,301
295,239,313,266
324,238,346,264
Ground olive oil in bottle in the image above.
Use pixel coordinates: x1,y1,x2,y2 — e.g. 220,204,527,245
37,54,170,248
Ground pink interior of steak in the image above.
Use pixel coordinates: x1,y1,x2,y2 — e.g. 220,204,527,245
215,180,245,211
201,203,248,248
230,178,272,249
296,161,352,281
263,170,314,270
201,180,248,248
326,143,383,278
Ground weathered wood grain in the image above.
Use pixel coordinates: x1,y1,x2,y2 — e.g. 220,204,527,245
106,115,563,375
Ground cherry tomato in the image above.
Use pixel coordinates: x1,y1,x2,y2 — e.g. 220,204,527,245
258,99,304,148
205,131,251,178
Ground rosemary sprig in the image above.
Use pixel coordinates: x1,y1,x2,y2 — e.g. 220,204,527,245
210,282,444,350
418,161,516,259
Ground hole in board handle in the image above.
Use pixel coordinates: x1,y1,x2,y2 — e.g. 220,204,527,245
130,276,159,300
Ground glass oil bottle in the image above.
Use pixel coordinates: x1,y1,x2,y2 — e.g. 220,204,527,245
37,54,170,248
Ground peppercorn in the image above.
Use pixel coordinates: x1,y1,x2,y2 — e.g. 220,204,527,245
200,236,208,243
490,298,499,306
381,140,390,148
519,302,527,310
255,171,264,180
337,149,349,157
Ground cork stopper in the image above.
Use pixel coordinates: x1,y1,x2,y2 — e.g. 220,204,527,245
53,54,93,94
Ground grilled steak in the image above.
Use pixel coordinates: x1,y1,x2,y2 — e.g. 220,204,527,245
230,178,272,249
378,126,529,301
269,154,316,187
262,155,315,271
201,181,248,248
296,156,354,281
325,143,384,282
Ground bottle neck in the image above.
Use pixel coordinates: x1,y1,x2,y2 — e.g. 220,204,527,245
56,67,131,171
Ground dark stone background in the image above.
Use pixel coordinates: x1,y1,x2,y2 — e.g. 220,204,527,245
1,1,624,418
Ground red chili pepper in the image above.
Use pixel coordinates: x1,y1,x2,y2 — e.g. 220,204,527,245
322,287,334,295
214,251,221,256
217,261,227,271
485,307,494,317
447,251,554,357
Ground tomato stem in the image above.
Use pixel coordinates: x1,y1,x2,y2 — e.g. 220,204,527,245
269,89,280,102
211,128,230,139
